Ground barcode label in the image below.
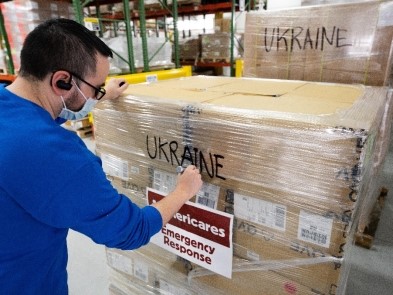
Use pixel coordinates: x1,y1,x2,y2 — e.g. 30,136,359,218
101,153,129,180
153,170,177,193
300,229,328,245
196,183,219,209
234,193,286,231
297,210,333,248
198,194,215,208
275,206,285,229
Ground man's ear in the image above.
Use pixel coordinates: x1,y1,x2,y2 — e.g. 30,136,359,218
51,70,73,94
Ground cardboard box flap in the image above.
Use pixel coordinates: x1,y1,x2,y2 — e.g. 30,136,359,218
118,76,387,130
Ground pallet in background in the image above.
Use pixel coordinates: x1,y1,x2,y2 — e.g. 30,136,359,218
62,117,93,138
355,187,388,249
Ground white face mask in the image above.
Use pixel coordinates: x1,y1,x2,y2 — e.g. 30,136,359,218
58,80,98,121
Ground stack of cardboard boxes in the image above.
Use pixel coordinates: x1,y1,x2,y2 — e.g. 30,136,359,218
200,32,242,62
93,75,391,294
0,0,74,71
242,0,393,241
243,1,393,86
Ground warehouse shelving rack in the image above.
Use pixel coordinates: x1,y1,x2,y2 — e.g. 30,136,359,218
72,0,184,75
0,0,252,79
71,0,253,77
0,2,15,76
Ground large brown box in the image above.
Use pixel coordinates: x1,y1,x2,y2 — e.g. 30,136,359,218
94,76,390,294
243,1,393,86
106,243,332,295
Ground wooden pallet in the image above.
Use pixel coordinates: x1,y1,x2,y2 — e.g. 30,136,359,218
75,127,93,138
355,187,388,249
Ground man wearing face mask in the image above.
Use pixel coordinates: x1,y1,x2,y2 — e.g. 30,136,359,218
0,18,203,294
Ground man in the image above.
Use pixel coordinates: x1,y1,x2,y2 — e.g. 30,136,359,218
0,18,202,294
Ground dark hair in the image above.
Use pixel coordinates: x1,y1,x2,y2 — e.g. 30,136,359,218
19,18,113,80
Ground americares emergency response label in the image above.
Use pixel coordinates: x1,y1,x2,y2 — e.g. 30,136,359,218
147,188,234,278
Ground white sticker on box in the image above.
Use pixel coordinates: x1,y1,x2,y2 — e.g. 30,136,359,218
153,170,177,193
101,153,129,180
133,259,149,283
297,210,333,248
196,182,220,210
234,194,286,231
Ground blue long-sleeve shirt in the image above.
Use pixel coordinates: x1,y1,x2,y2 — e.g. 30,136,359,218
0,85,162,294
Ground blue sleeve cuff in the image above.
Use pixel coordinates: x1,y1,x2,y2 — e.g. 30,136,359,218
142,205,163,236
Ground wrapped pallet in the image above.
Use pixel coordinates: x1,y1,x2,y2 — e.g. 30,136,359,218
243,1,393,86
177,38,201,61
93,76,391,294
200,32,243,62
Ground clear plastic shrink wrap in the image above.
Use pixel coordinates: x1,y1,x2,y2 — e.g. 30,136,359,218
243,1,393,86
356,89,393,233
93,76,392,295
104,35,173,74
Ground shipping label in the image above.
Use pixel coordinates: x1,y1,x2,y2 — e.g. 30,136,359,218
234,193,287,231
101,153,129,180
297,210,333,248
153,170,177,193
153,169,220,210
195,182,220,210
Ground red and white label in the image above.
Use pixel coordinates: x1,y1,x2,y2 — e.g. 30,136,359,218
147,188,234,278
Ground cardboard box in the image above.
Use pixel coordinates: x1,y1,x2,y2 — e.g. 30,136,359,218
243,1,393,86
107,244,330,295
108,176,344,294
106,245,208,295
95,76,386,212
94,76,390,294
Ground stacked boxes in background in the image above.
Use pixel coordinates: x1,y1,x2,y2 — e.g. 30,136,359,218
200,32,243,62
243,1,393,86
242,0,393,237
62,117,93,138
104,35,174,73
93,76,392,294
133,0,202,11
0,0,74,71
177,37,201,61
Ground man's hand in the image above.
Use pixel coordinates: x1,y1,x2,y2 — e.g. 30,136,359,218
103,78,129,100
152,165,203,225
175,165,203,201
